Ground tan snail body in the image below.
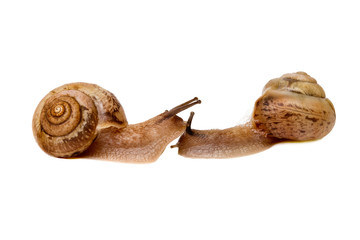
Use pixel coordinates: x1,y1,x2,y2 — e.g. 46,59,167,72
33,82,200,162
173,72,336,158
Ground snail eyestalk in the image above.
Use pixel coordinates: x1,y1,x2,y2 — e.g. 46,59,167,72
173,72,336,158
186,111,195,135
163,97,201,119
171,111,195,149
33,83,200,162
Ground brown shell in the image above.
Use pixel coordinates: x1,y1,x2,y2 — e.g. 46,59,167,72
252,72,336,140
32,82,128,157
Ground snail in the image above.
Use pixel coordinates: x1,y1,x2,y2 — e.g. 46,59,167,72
172,72,336,158
32,82,201,162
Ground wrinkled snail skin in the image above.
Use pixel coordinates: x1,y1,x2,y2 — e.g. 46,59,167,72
173,120,278,158
173,72,336,159
32,82,200,162
81,113,188,162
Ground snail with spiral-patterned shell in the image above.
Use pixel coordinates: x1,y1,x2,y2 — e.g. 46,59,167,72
172,72,336,158
32,82,200,162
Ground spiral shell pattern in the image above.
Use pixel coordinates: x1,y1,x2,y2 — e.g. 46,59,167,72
33,89,99,157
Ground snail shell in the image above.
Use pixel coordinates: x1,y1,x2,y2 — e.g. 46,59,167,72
32,82,127,158
253,72,336,140
173,72,336,159
33,82,200,161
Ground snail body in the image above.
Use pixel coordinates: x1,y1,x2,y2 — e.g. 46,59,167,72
173,72,336,158
33,82,200,162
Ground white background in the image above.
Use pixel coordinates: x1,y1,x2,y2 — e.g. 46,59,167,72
1,1,359,239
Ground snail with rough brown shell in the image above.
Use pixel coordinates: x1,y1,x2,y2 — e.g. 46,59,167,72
32,82,200,163
172,72,336,158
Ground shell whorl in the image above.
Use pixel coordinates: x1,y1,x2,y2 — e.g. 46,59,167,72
32,82,127,158
253,72,336,140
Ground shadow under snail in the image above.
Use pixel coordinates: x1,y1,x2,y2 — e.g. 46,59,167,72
172,72,336,158
32,82,201,163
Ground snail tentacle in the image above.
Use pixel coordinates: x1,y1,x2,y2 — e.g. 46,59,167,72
174,72,336,159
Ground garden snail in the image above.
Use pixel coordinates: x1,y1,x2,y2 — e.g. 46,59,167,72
172,72,336,158
32,82,200,162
